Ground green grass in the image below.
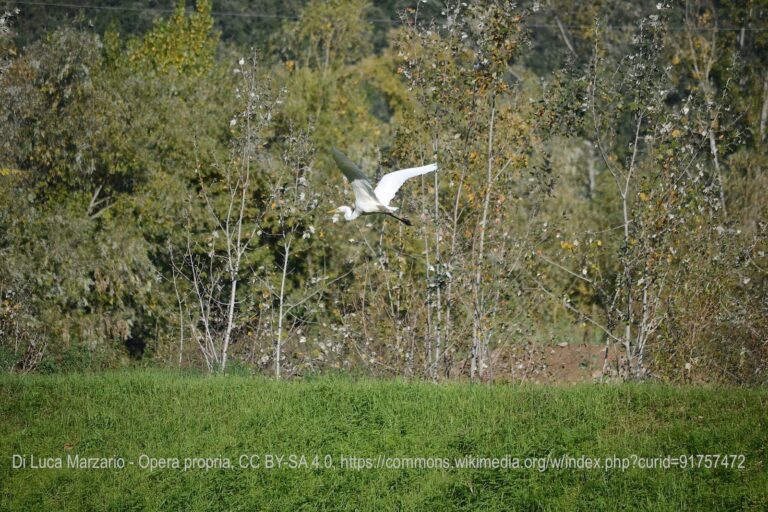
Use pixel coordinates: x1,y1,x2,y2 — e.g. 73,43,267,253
1,371,766,511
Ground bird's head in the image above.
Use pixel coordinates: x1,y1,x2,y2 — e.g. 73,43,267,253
327,205,354,222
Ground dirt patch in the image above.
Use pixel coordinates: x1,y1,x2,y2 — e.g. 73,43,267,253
485,342,620,384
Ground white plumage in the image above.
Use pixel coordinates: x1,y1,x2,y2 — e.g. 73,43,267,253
329,148,438,226
374,164,439,207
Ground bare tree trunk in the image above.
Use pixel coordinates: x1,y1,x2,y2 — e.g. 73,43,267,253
587,147,596,201
432,143,442,381
445,167,464,371
220,168,248,372
740,6,752,49
547,0,577,57
169,246,185,367
221,276,238,371
275,239,291,379
620,114,644,376
684,9,726,216
760,76,768,143
622,189,632,370
187,232,216,371
421,179,433,376
708,127,727,217
471,96,496,381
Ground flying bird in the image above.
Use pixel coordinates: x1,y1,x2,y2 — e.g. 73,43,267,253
328,147,438,226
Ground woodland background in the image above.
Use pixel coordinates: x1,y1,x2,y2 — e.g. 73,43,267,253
0,0,766,384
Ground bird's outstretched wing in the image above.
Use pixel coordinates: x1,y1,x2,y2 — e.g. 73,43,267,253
331,148,370,184
374,163,438,207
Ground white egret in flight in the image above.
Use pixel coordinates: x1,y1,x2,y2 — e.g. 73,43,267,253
328,148,438,226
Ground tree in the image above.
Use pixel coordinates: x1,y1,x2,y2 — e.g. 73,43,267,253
534,7,767,382
169,55,277,372
389,1,554,380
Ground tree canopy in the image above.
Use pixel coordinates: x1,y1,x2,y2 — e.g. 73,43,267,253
1,0,766,384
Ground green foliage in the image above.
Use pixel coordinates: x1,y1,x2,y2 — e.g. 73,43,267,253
0,0,765,382
0,2,231,369
280,0,372,67
274,0,394,154
518,4,768,383
1,189,156,366
1,28,102,190
125,0,218,77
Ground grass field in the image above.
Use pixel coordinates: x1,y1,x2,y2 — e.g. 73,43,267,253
1,372,766,511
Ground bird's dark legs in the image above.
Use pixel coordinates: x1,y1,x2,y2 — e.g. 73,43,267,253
385,212,412,226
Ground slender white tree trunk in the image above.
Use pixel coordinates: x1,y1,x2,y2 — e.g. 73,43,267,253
471,96,496,381
433,147,442,381
708,127,727,217
221,276,238,371
275,239,291,379
760,76,768,142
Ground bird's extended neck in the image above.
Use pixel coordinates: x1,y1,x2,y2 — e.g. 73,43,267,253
341,206,361,221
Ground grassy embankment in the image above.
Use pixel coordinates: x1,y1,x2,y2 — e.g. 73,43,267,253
1,371,766,510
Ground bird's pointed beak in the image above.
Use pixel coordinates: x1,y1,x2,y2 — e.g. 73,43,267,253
327,208,338,214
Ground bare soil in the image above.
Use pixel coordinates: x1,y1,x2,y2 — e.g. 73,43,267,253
472,342,622,384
